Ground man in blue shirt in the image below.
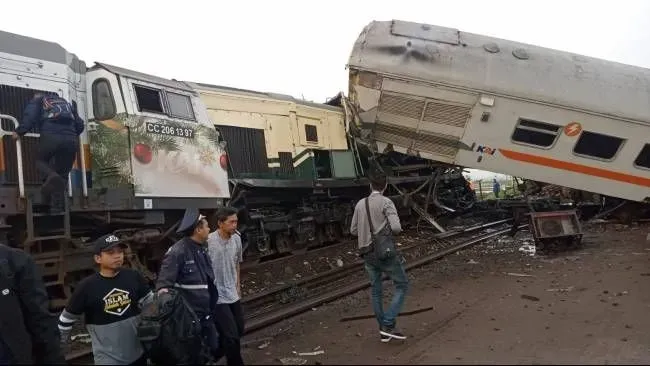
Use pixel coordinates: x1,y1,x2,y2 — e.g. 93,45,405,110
12,93,84,213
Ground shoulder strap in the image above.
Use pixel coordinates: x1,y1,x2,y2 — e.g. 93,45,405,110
364,197,376,239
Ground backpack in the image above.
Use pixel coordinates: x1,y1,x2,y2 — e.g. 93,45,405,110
40,95,75,123
137,288,213,365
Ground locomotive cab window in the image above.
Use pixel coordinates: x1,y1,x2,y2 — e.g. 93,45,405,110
634,144,650,169
573,131,624,160
511,118,561,148
134,85,164,114
167,92,195,120
305,124,318,143
92,79,116,120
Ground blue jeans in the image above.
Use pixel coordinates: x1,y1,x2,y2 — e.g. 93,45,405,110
364,255,409,328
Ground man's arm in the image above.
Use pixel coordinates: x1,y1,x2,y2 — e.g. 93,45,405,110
135,271,154,309
156,246,180,293
384,198,402,235
71,100,85,135
350,203,359,236
14,98,41,136
14,251,66,364
57,281,86,345
236,236,243,298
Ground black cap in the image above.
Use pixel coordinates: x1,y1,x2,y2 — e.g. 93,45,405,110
93,234,128,255
176,208,206,234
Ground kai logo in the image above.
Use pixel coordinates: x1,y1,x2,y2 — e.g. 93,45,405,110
476,145,497,155
103,288,131,316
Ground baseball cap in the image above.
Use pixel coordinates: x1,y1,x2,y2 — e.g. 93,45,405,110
93,234,128,255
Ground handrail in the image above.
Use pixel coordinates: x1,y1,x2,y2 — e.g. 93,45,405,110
78,137,88,198
0,114,26,199
0,114,81,199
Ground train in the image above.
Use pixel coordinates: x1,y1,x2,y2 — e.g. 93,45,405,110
0,29,475,307
345,19,650,221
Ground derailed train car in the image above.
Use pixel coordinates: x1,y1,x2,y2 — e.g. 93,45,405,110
0,30,229,307
346,20,650,211
189,82,477,261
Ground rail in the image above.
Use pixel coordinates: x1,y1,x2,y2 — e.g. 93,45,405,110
0,113,88,199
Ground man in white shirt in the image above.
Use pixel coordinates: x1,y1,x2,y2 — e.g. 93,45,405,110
207,207,244,366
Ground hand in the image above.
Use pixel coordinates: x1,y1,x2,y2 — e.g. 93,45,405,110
11,132,19,141
157,288,169,294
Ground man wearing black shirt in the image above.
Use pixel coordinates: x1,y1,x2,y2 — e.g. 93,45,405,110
57,234,153,365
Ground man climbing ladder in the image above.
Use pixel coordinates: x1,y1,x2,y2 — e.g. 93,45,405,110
12,92,85,213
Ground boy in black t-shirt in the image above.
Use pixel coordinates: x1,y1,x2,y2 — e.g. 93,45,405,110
58,234,154,365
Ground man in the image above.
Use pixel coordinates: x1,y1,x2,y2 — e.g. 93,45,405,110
12,92,84,213
156,208,220,361
57,234,153,365
0,243,66,364
207,207,245,366
493,178,501,198
350,173,409,343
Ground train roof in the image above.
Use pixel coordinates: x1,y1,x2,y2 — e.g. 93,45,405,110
92,62,196,93
0,29,86,74
348,20,650,123
187,81,343,112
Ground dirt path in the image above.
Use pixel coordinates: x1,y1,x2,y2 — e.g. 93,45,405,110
240,224,650,365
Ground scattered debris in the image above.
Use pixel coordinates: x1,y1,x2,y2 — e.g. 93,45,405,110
521,295,540,302
546,286,574,292
468,259,479,264
336,259,344,267
71,333,91,343
293,350,325,356
279,357,308,365
258,341,270,350
506,272,534,277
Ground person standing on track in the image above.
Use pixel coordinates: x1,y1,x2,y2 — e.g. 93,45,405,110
207,207,245,366
57,234,153,365
350,172,409,343
0,243,66,365
156,208,220,362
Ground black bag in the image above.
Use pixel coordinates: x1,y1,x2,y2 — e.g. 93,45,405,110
137,288,212,365
363,197,397,262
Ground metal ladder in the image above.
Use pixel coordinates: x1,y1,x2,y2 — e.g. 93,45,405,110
0,114,88,241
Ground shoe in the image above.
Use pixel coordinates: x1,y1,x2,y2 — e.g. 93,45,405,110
380,333,391,343
380,325,407,340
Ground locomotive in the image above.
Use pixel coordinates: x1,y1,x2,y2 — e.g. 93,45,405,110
0,30,229,307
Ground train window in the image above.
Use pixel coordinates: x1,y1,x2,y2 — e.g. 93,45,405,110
511,118,560,148
573,131,624,160
134,85,164,114
92,79,116,120
167,92,195,121
634,144,650,169
305,124,318,143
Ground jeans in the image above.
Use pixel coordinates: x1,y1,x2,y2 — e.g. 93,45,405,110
364,255,409,328
37,134,78,208
213,301,245,366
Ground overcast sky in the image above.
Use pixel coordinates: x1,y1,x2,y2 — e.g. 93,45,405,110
3,0,649,180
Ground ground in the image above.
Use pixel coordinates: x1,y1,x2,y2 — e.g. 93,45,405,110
240,223,650,365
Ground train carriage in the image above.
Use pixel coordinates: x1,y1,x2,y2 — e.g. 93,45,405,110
346,20,650,204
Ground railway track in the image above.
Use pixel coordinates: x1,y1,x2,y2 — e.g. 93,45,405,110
242,218,520,334
65,218,518,363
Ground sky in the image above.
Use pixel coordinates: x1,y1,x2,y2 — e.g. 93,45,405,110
3,0,649,180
